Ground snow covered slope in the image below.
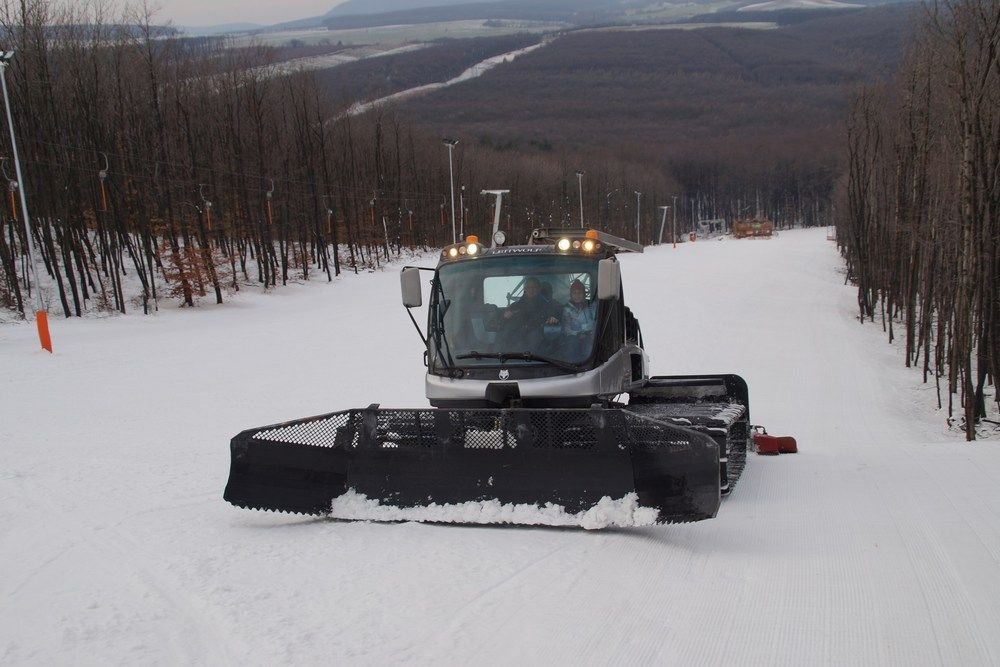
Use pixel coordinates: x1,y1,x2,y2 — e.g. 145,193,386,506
2,228,998,664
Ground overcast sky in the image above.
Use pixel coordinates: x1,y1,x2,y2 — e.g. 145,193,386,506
151,0,347,27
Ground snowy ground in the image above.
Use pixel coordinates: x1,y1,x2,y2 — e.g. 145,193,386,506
2,228,998,665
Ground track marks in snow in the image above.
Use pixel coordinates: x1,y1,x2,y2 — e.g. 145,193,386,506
876,454,1000,664
412,539,582,662
1,474,245,666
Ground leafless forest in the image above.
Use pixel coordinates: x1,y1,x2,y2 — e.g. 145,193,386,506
0,0,994,432
0,1,692,319
839,0,999,438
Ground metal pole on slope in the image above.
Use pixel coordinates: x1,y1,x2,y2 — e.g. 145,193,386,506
671,194,678,249
443,139,458,243
575,170,585,228
482,189,510,247
1,51,51,352
634,191,641,244
657,206,670,245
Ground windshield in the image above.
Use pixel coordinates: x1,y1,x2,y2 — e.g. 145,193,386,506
431,254,601,369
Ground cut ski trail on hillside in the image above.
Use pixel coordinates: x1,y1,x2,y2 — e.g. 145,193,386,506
346,38,549,116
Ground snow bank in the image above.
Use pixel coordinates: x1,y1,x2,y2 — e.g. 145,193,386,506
329,489,659,529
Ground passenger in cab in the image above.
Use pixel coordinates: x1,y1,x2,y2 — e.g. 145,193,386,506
562,279,597,360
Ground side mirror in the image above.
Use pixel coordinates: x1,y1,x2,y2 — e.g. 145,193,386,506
597,259,620,301
400,267,422,308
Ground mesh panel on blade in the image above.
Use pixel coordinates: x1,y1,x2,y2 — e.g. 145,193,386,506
622,412,696,452
252,413,352,447
374,410,439,449
460,412,510,449
364,410,611,451
510,411,602,450
246,409,703,453
442,410,605,450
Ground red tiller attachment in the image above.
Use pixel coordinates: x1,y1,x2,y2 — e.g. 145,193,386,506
752,426,797,455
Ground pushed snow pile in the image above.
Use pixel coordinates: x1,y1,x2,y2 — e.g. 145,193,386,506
329,490,659,530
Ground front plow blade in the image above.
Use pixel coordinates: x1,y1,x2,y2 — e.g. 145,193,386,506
224,406,720,528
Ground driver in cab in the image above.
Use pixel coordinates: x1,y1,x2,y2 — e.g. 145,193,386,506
501,276,560,346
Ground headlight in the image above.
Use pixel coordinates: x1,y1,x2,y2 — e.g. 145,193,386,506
557,238,571,251
493,230,506,246
467,243,479,255
582,239,595,252
448,247,459,258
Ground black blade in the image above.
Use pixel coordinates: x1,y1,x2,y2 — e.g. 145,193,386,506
224,407,719,526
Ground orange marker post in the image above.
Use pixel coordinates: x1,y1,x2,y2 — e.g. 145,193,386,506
35,309,52,352
1,52,52,353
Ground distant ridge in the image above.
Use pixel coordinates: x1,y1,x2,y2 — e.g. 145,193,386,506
325,0,501,17
738,0,862,11
230,0,917,35
179,22,263,36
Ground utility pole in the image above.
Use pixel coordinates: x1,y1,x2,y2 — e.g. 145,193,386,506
657,206,670,245
634,191,642,244
481,190,510,247
442,139,458,243
575,170,585,228
1,51,50,352
671,194,678,249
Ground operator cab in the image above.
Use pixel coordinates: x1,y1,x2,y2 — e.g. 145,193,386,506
401,229,646,408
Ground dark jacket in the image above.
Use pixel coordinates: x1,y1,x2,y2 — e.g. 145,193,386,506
507,293,560,327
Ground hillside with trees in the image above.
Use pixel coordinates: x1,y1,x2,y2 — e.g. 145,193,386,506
0,3,676,320
0,1,918,324
838,0,999,438
0,0,991,435
396,5,913,226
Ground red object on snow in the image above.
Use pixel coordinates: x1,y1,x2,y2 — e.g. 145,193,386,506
752,427,797,455
753,432,781,455
776,436,797,453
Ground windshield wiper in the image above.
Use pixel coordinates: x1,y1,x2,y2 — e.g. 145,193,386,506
429,278,460,376
456,351,585,374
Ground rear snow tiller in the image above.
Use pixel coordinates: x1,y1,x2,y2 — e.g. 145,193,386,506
225,228,756,528
752,426,798,455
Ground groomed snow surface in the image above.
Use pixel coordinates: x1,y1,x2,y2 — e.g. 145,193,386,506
2,228,999,665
